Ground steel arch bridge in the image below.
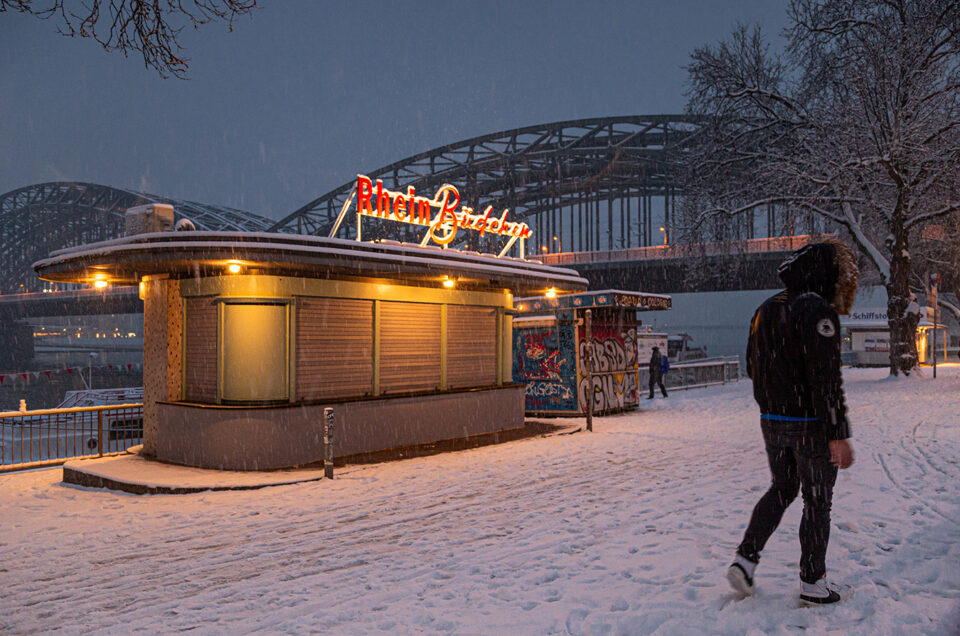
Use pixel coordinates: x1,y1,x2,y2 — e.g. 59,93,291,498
0,182,273,294
269,115,700,255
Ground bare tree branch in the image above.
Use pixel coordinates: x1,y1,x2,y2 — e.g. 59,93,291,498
0,0,258,78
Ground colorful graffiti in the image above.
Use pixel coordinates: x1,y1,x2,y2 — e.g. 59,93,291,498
577,326,640,413
513,326,578,412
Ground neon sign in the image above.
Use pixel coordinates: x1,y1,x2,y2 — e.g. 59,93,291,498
355,175,532,248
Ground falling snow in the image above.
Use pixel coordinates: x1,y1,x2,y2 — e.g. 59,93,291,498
1,367,959,634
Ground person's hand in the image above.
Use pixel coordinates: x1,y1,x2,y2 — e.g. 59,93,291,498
829,439,854,469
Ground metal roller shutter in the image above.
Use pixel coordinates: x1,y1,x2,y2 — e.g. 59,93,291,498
447,305,498,389
380,301,441,394
297,297,374,400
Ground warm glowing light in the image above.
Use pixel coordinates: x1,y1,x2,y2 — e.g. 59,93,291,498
542,246,548,252
227,263,242,274
355,174,533,248
442,276,456,289
93,280,109,289
545,288,557,299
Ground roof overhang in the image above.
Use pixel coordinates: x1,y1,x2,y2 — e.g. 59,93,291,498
34,232,589,297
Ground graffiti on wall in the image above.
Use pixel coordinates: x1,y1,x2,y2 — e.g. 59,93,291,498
513,326,578,412
577,326,640,413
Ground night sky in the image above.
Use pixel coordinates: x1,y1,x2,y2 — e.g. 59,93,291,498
1,0,788,220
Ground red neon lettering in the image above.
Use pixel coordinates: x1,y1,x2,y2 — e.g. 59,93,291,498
376,180,390,218
433,184,459,216
477,206,493,236
430,208,458,245
353,174,531,249
415,197,432,224
357,175,374,214
393,194,407,221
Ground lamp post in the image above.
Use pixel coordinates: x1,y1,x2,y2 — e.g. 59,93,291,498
553,235,562,253
659,226,667,246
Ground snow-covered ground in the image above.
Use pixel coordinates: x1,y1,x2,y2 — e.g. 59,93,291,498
1,367,959,635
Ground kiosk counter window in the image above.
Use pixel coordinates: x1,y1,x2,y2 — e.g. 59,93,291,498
180,288,505,406
221,300,290,403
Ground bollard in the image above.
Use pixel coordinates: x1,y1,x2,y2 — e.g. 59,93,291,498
323,407,335,479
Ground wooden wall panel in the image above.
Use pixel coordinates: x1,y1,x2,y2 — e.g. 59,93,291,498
447,305,498,389
183,297,218,403
380,302,441,394
297,297,373,400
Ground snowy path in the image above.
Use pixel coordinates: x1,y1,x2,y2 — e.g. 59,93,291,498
1,368,958,634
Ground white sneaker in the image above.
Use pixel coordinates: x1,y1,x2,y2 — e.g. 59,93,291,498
800,577,853,605
726,554,757,596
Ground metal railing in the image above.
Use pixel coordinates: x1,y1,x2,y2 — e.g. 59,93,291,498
0,403,143,472
539,235,831,267
640,356,741,392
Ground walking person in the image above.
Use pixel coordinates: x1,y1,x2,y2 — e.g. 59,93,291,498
727,240,858,605
647,346,668,399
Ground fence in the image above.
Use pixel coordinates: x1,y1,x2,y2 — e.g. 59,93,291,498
639,356,740,393
539,235,830,267
0,403,143,472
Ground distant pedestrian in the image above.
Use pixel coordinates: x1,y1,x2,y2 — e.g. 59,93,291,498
727,239,858,606
647,346,668,399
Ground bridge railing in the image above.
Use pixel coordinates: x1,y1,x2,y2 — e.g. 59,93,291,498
639,356,741,393
0,403,143,472
539,235,829,266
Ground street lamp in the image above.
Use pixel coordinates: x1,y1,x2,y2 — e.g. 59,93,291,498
553,235,562,253
659,226,667,246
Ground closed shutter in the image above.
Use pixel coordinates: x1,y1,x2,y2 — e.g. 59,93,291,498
297,297,374,400
183,297,217,402
447,305,498,388
380,301,441,394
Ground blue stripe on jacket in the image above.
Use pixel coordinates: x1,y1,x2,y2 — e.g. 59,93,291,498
761,414,819,422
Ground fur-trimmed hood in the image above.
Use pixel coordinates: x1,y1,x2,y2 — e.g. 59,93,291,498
777,239,859,314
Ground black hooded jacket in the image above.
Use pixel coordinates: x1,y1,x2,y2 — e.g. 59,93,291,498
747,243,851,440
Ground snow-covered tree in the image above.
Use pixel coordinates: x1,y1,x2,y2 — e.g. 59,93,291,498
682,0,960,375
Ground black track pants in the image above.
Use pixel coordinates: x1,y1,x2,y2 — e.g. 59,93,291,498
737,421,838,583
648,375,667,398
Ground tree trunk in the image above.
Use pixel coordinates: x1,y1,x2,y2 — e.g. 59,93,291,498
887,235,919,376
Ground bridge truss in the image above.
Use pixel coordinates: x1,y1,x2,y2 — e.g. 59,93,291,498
269,115,701,255
0,182,273,294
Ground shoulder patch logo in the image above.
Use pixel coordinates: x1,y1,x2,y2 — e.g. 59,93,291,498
816,318,837,338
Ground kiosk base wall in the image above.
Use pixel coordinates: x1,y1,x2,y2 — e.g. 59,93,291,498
156,385,524,470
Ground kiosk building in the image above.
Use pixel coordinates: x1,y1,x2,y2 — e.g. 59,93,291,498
34,230,587,470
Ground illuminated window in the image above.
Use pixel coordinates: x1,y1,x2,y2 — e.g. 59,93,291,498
220,301,290,403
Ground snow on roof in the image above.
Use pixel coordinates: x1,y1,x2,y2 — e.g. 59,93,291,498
514,289,671,313
34,232,589,293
